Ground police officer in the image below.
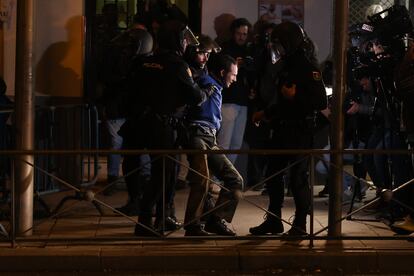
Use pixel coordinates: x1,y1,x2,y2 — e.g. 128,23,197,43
127,20,208,236
249,22,327,236
116,28,154,215
100,17,152,197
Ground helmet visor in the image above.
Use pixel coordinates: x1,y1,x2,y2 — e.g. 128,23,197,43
183,26,200,47
270,40,285,64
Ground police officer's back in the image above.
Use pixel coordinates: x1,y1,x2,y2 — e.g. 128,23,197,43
129,21,205,118
131,20,206,236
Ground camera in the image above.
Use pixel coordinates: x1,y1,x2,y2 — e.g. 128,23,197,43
349,5,413,79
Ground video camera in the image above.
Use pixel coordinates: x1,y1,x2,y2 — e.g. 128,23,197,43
349,5,413,79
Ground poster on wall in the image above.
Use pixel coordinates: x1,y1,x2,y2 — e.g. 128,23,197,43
0,0,15,28
258,0,304,26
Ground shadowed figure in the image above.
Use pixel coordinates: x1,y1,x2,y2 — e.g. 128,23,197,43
35,15,83,97
35,41,80,97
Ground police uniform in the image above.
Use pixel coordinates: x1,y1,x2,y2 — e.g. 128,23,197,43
125,50,207,236
250,48,327,235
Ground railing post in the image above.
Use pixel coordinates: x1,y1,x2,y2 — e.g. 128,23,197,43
309,154,315,248
162,155,166,234
14,0,35,236
11,159,16,247
329,0,348,237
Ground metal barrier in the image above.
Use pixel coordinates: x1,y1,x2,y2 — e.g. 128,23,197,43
1,147,414,247
33,104,100,215
0,105,13,238
0,103,100,238
34,104,99,194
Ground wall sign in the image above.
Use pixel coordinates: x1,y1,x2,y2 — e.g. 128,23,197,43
258,0,304,26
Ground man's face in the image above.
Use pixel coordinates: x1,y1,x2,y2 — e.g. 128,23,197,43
223,63,238,88
233,25,249,46
195,49,212,69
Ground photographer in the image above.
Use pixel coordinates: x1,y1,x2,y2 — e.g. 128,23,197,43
391,40,414,234
345,73,377,196
355,59,410,223
348,5,413,222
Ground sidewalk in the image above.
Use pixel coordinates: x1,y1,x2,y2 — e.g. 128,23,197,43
0,187,413,274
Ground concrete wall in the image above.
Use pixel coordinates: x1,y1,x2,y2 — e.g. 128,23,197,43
201,0,333,63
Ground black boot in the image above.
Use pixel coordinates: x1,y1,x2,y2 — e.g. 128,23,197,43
154,216,182,231
249,215,284,235
184,224,212,236
284,215,307,236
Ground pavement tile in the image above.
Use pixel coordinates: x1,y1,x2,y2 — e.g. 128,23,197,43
101,247,239,272
377,251,414,273
1,184,413,273
0,248,101,272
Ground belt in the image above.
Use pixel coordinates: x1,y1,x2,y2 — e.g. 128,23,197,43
189,123,217,136
154,113,181,128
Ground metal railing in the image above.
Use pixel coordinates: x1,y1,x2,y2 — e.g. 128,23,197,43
1,147,413,247
0,103,101,239
32,104,100,216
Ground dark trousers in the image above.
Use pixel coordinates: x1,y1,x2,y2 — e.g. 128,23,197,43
184,126,243,226
139,114,176,218
365,128,413,218
120,113,177,219
365,128,410,190
266,123,312,226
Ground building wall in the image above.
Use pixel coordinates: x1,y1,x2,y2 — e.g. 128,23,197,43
33,0,84,97
2,0,84,97
201,0,333,63
2,0,16,96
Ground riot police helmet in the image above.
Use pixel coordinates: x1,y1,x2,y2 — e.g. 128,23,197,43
157,19,199,55
197,34,221,53
270,21,305,64
185,35,220,59
130,29,154,56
